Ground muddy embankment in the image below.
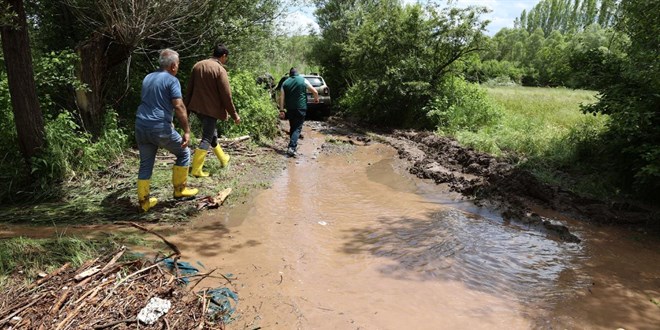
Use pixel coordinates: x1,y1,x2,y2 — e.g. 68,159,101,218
332,124,658,243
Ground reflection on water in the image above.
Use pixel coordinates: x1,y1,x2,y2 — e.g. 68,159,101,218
361,154,590,307
344,208,588,305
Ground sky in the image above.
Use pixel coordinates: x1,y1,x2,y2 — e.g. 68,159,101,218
279,0,541,36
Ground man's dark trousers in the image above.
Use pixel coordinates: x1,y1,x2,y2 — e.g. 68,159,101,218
287,108,306,152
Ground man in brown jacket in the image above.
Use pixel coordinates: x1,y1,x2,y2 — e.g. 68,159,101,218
185,44,241,177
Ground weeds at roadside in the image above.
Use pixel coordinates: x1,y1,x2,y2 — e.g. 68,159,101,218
0,141,286,226
446,86,626,200
0,236,119,287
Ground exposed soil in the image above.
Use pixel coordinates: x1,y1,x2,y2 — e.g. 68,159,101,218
375,129,658,242
306,118,659,243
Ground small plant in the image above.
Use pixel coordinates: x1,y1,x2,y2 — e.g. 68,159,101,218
31,110,128,183
426,77,503,135
215,70,279,142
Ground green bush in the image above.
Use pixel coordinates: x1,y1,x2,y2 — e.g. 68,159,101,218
470,60,524,84
314,1,488,128
33,50,87,115
31,110,128,183
215,70,279,143
426,78,503,135
483,75,518,87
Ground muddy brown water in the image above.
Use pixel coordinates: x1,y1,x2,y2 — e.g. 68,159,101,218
2,124,659,329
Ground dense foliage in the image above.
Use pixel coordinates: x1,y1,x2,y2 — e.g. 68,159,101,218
469,0,627,87
313,0,489,127
216,71,279,143
580,0,660,196
517,0,618,35
0,0,283,204
1,0,657,205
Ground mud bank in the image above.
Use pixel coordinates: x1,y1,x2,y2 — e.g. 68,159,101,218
373,129,658,241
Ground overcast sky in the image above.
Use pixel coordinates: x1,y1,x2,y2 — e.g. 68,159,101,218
280,0,541,36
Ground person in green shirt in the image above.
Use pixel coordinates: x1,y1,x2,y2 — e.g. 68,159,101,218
278,67,319,157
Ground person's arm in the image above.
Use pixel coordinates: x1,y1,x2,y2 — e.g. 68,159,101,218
184,75,193,108
172,98,191,147
279,87,286,111
217,69,241,125
305,80,319,103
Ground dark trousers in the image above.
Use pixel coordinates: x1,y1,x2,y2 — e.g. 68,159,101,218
196,113,218,150
287,108,306,151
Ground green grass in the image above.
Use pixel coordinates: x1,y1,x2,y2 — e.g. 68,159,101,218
0,140,285,225
452,86,616,198
456,86,604,157
0,236,117,287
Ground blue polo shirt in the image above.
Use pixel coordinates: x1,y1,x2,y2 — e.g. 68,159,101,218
136,70,182,128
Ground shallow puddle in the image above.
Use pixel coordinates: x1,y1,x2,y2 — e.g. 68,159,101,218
2,123,658,329
166,124,660,329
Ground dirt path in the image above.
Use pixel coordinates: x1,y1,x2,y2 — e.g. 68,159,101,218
166,121,660,329
2,120,658,329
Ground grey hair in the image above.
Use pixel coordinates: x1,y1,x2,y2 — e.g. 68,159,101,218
158,48,179,69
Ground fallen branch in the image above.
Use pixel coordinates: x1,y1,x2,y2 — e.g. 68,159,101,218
195,289,208,330
93,317,137,329
74,265,101,281
28,262,71,291
118,222,181,255
219,135,250,144
0,299,39,327
189,269,217,291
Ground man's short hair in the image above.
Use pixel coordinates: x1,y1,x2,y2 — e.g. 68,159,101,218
289,67,298,76
213,44,229,58
159,49,179,69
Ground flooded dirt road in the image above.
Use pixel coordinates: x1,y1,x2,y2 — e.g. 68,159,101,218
168,123,660,330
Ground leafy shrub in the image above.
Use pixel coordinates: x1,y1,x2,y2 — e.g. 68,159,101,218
315,2,488,128
470,60,524,84
483,75,518,87
339,79,429,127
215,70,279,143
426,77,503,134
33,50,87,115
31,110,128,183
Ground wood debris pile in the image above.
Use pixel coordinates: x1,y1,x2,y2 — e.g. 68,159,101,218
0,247,229,330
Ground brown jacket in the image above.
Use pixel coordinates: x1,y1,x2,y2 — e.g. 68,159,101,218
184,58,238,121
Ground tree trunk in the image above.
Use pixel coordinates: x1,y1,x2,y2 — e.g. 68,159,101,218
75,32,132,138
0,0,45,163
75,32,109,137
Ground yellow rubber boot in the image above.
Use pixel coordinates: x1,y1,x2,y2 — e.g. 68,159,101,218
191,149,210,177
212,145,230,167
137,179,158,212
172,165,198,198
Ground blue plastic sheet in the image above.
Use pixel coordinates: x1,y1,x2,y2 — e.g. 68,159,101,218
161,258,239,323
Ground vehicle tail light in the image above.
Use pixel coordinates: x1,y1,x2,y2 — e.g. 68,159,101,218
324,87,329,95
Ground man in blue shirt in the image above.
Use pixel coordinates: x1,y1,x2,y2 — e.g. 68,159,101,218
135,48,198,212
279,67,319,157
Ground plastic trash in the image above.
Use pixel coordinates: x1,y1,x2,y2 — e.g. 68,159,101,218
137,297,171,325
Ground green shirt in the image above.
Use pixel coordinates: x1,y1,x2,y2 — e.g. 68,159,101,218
282,74,308,110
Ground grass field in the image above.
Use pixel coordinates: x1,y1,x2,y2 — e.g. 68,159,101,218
455,86,604,158
453,86,613,197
